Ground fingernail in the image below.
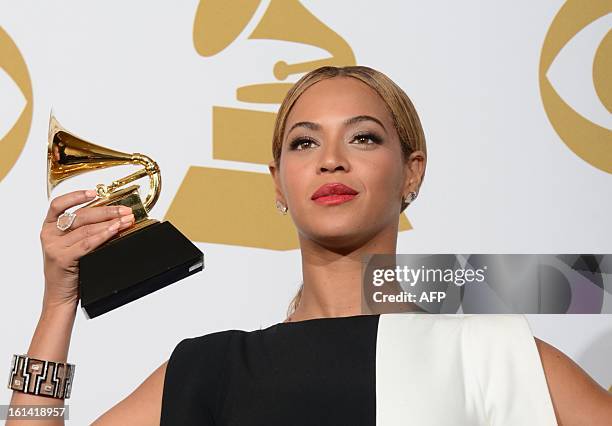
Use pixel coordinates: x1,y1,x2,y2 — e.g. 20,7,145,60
120,214,134,224
86,190,97,197
119,206,132,215
108,221,120,232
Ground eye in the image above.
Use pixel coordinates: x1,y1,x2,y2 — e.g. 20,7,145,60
351,132,382,145
289,136,318,151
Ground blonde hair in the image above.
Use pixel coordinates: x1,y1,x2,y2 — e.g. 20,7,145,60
273,66,427,320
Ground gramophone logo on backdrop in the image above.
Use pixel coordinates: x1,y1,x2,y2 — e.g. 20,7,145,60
0,26,32,184
165,0,413,250
539,0,611,174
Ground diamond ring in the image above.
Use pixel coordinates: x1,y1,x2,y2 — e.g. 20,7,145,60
56,211,77,232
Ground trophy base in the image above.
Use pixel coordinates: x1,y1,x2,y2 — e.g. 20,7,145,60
78,220,204,319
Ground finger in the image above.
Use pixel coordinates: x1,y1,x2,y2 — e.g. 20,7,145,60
60,214,135,247
65,219,126,259
69,205,133,231
45,190,98,223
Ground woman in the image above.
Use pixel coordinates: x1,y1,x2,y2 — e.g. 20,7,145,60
8,66,611,425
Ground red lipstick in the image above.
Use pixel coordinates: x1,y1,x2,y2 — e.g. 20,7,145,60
311,183,359,206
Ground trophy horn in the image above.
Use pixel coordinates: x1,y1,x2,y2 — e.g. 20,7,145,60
47,113,161,213
44,111,203,320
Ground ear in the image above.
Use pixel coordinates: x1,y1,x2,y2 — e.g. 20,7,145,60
402,150,426,196
268,159,287,204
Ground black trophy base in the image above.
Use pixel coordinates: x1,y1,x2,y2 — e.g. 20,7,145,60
78,221,204,319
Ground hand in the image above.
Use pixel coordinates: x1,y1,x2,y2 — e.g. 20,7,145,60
40,189,135,308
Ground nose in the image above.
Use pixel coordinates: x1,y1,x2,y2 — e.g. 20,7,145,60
318,140,349,174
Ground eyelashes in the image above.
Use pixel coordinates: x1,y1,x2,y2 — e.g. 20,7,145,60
289,135,318,151
352,132,383,146
288,132,383,151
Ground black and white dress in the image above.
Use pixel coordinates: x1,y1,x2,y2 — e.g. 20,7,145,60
161,313,557,425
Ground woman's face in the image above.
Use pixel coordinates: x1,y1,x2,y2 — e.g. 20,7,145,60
270,77,419,249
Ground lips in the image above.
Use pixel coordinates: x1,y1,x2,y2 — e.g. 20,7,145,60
311,183,359,201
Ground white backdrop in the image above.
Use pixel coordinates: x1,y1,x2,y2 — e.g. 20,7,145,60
1,1,611,422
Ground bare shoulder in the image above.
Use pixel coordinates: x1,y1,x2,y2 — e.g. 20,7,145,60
534,337,612,426
91,359,168,425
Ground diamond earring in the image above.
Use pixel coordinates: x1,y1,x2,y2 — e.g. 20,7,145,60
275,200,288,214
403,191,418,205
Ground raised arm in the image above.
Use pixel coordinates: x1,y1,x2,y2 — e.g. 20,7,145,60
6,190,135,425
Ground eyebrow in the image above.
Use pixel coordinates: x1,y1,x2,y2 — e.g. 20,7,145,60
343,115,387,133
286,115,387,136
287,121,321,134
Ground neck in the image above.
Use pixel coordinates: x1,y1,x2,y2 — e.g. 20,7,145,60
289,224,398,322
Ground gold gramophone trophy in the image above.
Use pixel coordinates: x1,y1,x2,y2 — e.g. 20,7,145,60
48,113,204,319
